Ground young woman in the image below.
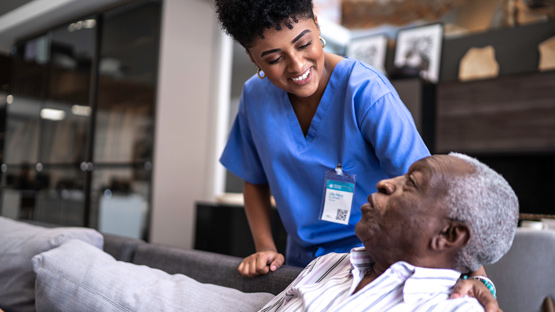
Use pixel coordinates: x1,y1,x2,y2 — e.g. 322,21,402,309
217,0,430,273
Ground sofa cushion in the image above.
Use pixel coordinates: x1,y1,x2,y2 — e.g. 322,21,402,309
0,216,103,312
132,243,303,295
32,239,274,312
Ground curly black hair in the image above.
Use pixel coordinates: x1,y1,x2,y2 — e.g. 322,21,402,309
215,0,314,49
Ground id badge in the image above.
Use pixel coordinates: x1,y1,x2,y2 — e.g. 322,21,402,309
320,164,356,225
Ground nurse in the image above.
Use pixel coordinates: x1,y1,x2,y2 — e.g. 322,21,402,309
217,0,429,273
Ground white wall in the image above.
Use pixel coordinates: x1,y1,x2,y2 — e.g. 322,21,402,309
150,0,230,249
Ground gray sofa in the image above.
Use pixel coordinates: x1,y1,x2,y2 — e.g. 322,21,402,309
0,217,302,312
102,232,303,296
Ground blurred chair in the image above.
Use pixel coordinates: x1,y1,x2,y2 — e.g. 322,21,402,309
485,228,555,312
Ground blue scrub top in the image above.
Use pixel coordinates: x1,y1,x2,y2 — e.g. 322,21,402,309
220,58,430,267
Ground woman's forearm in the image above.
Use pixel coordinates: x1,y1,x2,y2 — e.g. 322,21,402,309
243,181,276,252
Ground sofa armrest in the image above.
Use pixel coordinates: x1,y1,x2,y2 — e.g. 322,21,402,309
102,233,146,262
132,243,302,295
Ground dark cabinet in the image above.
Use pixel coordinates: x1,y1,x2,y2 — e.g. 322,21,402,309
0,0,161,240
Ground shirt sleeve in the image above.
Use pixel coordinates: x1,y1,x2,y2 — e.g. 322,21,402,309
359,91,431,177
219,93,268,185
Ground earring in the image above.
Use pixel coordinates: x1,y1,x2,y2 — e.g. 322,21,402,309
319,36,326,48
257,67,266,79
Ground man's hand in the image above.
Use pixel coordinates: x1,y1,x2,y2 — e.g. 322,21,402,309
238,250,284,277
450,278,502,312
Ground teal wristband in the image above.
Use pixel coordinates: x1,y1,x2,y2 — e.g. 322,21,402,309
462,275,497,299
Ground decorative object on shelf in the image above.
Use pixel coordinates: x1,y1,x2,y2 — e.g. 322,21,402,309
458,45,499,81
341,0,467,28
539,36,555,71
393,23,443,83
346,34,388,75
520,220,549,230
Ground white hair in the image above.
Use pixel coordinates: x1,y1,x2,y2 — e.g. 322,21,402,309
445,152,519,272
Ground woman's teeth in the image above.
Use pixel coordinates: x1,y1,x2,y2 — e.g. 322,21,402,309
292,68,310,82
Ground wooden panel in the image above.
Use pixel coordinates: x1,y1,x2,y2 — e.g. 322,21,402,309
436,71,555,153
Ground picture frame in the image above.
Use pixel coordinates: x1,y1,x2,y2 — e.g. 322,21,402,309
394,23,444,83
347,34,388,75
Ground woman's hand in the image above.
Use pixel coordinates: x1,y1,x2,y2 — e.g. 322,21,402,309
238,250,284,277
450,278,501,312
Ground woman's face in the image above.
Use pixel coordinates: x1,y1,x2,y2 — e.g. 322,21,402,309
247,16,327,99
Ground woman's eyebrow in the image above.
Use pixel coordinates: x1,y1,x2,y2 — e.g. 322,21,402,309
260,29,312,57
291,29,311,44
261,48,280,57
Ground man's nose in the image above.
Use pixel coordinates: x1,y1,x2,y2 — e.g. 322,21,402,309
376,178,396,195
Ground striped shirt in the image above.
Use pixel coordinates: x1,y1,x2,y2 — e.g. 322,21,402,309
259,248,483,312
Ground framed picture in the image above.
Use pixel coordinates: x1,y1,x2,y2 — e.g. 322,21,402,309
394,23,443,83
347,34,388,75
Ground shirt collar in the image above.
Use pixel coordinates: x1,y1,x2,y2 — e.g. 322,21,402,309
349,248,461,304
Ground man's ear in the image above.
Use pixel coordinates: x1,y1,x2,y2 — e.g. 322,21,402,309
431,221,470,251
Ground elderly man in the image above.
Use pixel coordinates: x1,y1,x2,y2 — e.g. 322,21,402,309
259,153,519,312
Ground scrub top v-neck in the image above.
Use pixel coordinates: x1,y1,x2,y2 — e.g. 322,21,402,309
282,62,341,150
220,58,430,267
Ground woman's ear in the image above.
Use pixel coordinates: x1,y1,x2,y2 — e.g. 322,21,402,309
431,220,470,251
245,49,257,67
314,14,321,34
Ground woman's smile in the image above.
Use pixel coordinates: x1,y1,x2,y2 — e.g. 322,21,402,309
291,67,312,84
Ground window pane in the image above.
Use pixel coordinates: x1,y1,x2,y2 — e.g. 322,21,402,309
33,166,87,226
89,164,152,239
11,36,49,99
6,36,49,165
0,165,86,226
1,164,39,220
40,17,96,164
94,2,160,163
4,96,41,165
48,18,96,104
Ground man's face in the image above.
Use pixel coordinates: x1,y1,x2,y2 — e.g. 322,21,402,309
355,155,472,266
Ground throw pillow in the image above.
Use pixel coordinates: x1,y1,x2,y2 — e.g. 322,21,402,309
0,217,103,312
32,239,274,312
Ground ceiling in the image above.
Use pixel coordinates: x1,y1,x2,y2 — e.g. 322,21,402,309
0,0,130,54
0,0,34,16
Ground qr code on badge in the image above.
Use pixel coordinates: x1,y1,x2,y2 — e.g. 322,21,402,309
336,209,348,222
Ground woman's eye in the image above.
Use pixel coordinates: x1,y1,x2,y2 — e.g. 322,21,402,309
269,56,282,64
299,41,312,49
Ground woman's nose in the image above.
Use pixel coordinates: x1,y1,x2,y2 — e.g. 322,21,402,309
287,52,304,73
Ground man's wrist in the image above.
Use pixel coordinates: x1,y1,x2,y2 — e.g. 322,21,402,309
462,275,497,299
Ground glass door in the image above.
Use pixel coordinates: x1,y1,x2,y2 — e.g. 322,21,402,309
34,17,97,226
91,0,160,238
1,35,48,220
